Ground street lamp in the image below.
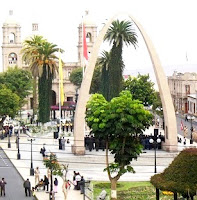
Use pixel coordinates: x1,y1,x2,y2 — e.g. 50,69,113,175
7,123,11,148
17,122,21,159
27,138,35,176
149,137,161,173
187,115,195,144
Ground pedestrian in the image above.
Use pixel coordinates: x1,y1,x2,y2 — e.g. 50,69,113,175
35,167,40,185
54,178,58,193
65,180,71,190
23,178,31,197
0,178,6,196
67,139,70,144
69,122,73,132
43,175,49,191
61,137,66,150
65,121,69,132
79,176,85,194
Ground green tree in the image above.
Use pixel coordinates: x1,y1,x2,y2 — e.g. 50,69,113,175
0,67,32,108
97,50,111,100
0,87,20,118
104,20,138,101
21,35,45,115
151,148,197,199
22,35,63,123
69,66,101,94
123,74,157,106
86,91,153,200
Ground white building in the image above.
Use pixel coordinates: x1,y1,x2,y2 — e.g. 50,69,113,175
1,11,97,115
168,71,197,113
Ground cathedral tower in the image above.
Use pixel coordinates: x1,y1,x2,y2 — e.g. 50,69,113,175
77,11,97,64
2,10,22,71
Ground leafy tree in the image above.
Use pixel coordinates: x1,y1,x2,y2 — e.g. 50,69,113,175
104,20,138,101
22,35,63,123
123,74,157,106
86,90,153,200
43,153,69,198
0,87,20,118
0,67,32,108
69,66,101,94
151,148,197,199
152,91,163,117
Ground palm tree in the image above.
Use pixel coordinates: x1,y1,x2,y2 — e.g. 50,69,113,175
104,19,138,101
22,36,63,123
97,50,111,101
22,35,46,116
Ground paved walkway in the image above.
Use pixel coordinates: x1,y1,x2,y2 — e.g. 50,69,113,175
0,124,196,200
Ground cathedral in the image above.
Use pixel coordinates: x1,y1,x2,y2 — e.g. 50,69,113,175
1,10,97,115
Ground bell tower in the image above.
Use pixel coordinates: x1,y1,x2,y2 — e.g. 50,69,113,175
77,11,97,64
2,10,22,72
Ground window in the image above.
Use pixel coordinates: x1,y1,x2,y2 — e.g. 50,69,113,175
67,97,73,101
185,85,190,94
8,53,17,65
9,33,15,43
86,32,92,42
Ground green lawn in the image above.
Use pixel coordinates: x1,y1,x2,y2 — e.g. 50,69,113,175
93,181,176,200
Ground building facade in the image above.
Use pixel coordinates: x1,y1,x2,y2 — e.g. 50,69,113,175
1,11,97,111
168,71,197,114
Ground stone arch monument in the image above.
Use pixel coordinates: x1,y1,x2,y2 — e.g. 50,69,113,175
72,13,177,155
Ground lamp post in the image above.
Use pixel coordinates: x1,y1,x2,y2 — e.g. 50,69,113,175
187,115,195,144
149,137,161,173
27,138,35,176
17,123,21,159
7,123,11,148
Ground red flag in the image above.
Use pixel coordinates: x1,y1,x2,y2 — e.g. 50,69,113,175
83,24,88,61
181,120,184,130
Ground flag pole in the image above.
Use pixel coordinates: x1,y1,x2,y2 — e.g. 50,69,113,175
59,49,62,136
82,16,84,77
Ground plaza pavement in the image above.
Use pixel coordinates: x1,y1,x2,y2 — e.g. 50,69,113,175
0,125,196,200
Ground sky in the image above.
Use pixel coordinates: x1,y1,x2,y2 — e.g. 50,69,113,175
0,0,197,86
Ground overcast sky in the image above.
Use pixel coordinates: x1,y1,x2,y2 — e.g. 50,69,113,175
0,0,197,85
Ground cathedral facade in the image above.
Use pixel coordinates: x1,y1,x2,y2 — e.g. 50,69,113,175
1,11,97,111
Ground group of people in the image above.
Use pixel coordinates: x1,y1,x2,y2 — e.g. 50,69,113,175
57,121,73,133
59,137,70,150
34,167,58,193
139,134,165,150
73,171,85,194
84,135,106,152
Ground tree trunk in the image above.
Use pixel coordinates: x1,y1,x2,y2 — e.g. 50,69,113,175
173,192,177,200
111,178,117,200
156,188,159,200
33,77,37,116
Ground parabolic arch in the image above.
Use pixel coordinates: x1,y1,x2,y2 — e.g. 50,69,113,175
72,13,177,154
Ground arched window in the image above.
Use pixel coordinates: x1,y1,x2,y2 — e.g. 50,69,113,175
8,53,17,65
86,32,92,42
9,33,15,43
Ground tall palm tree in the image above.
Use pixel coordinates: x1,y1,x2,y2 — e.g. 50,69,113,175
104,19,138,101
97,50,111,101
22,35,46,116
22,36,63,123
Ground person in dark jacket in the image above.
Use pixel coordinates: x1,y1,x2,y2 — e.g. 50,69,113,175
23,179,31,197
43,175,49,191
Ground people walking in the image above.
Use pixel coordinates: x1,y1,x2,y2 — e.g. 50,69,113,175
43,175,49,191
61,137,66,150
54,178,58,193
23,178,31,197
0,178,7,196
35,167,40,185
